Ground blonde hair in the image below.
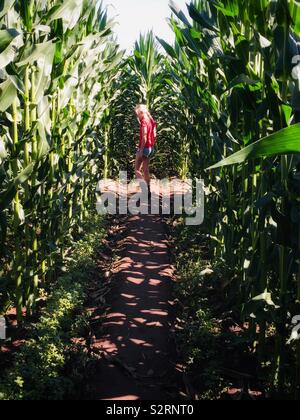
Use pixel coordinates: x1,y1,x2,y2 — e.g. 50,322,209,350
135,104,151,118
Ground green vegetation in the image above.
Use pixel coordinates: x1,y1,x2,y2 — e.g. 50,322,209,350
0,214,107,400
173,219,264,399
0,0,122,319
160,0,300,399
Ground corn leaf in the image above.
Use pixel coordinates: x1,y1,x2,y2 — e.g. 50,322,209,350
0,138,7,158
187,3,219,32
0,0,15,19
169,0,191,27
0,29,23,69
207,123,300,169
0,78,17,112
16,40,55,67
47,0,83,30
0,163,35,211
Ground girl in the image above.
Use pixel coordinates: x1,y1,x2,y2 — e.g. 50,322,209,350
134,104,157,193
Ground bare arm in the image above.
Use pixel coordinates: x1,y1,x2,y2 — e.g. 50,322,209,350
139,125,147,155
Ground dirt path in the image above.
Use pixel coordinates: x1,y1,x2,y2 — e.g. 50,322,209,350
91,213,181,400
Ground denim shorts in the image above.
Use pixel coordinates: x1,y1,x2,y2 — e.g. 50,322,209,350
143,147,154,158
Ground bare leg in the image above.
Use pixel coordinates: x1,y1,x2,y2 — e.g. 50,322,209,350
143,158,151,187
135,152,144,181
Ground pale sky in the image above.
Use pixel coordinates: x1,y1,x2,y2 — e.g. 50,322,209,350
102,0,189,53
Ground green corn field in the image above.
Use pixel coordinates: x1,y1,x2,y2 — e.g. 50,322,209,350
1,0,300,401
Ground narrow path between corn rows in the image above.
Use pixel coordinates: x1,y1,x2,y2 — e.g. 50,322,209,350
91,213,181,400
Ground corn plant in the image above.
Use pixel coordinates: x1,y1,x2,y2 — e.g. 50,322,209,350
158,0,300,398
0,0,123,320
108,32,185,178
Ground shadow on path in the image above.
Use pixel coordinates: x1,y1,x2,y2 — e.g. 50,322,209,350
91,214,182,400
